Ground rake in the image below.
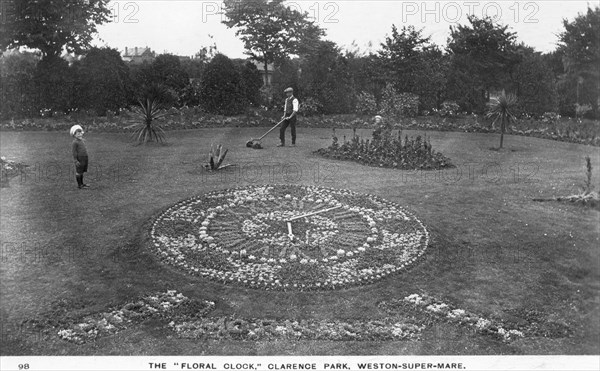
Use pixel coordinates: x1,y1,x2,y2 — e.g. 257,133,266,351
245,119,285,149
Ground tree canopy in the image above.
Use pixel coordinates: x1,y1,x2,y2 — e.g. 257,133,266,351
446,15,520,111
221,0,324,77
0,0,112,58
556,6,600,111
376,25,447,110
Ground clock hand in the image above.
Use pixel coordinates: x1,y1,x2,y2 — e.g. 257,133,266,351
287,205,342,222
287,221,294,241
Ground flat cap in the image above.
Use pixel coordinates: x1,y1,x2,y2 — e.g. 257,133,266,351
284,87,294,93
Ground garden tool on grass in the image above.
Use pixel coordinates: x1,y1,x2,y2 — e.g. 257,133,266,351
246,119,286,149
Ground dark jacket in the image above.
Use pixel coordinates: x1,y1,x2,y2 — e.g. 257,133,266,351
72,139,88,160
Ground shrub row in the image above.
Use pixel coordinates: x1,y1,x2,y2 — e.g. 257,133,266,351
1,110,598,146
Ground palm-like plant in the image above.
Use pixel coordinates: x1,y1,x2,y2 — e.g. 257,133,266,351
486,90,517,149
204,144,232,171
131,98,167,144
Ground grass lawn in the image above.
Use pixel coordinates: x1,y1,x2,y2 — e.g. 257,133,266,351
0,127,598,355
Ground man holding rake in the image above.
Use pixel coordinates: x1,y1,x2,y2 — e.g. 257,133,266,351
278,87,299,147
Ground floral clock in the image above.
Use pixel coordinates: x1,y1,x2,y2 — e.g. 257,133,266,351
150,185,429,291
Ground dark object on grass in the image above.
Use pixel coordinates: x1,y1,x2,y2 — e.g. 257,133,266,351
204,144,232,171
246,119,285,149
1,158,29,188
533,156,599,209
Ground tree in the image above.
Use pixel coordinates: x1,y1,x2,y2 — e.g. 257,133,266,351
510,47,558,116
148,54,190,92
130,54,189,108
72,47,131,115
199,54,245,115
32,55,74,113
344,48,379,103
299,40,355,114
270,58,300,108
486,90,517,149
375,25,447,111
377,25,430,92
0,0,111,59
0,50,40,118
222,0,324,83
237,61,263,107
181,58,207,80
557,6,600,116
446,15,520,112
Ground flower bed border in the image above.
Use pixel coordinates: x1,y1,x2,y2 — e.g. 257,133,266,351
42,290,556,345
47,290,424,344
380,293,525,342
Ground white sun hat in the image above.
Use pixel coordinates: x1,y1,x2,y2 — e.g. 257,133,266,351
70,125,83,137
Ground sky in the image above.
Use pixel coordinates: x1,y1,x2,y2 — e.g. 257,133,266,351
93,1,597,57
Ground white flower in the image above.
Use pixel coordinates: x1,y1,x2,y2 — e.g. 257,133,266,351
508,329,524,338
300,258,308,264
475,318,491,329
447,309,466,318
275,326,287,333
404,294,423,305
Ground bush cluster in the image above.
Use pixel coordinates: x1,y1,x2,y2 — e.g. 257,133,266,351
315,128,454,170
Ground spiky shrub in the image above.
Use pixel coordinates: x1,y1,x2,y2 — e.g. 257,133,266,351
206,144,231,171
560,156,599,208
584,156,593,195
486,90,517,148
131,98,167,144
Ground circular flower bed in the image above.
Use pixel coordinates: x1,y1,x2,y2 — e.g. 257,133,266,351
149,185,429,291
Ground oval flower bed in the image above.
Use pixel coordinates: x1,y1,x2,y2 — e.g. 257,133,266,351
149,185,430,291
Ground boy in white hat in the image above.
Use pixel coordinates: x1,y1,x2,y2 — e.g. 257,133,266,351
70,125,90,189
